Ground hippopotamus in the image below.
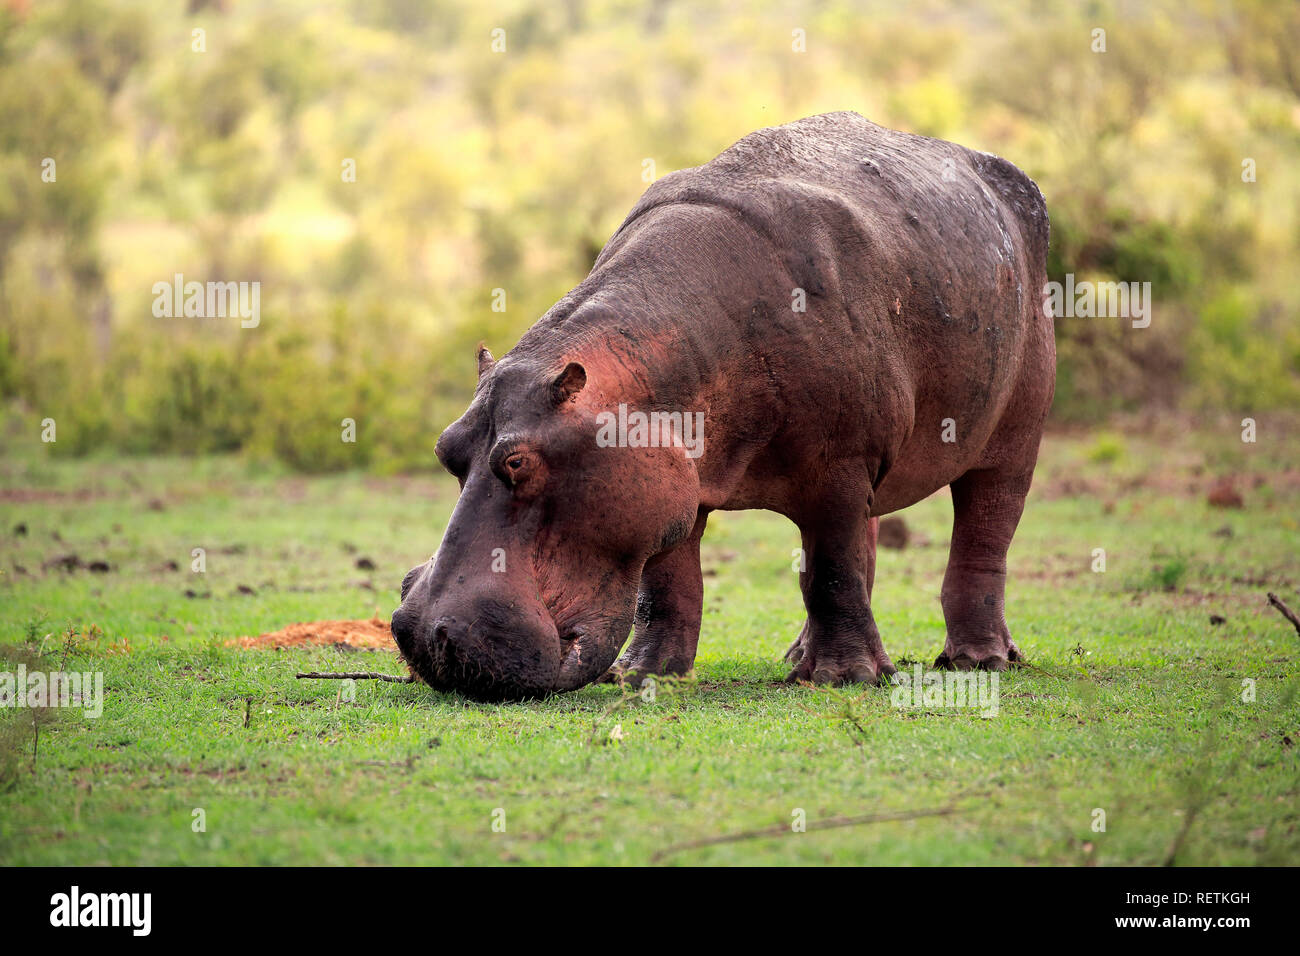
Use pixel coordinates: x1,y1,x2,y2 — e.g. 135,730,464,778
391,111,1054,701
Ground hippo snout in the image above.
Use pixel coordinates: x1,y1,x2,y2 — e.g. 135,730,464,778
391,594,566,702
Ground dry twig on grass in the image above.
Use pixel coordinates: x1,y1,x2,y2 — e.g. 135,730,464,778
295,671,415,684
651,805,964,862
1266,592,1300,636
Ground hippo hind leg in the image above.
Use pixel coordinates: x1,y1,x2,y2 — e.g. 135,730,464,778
785,510,895,686
600,511,708,687
935,467,1033,670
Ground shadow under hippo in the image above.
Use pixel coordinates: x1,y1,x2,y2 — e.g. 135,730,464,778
391,111,1055,701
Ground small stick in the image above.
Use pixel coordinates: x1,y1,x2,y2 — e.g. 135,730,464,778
1163,799,1202,867
1266,593,1300,636
296,671,415,684
651,805,962,861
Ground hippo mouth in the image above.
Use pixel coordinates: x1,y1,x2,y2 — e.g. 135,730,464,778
402,630,553,703
554,624,624,692
395,618,626,702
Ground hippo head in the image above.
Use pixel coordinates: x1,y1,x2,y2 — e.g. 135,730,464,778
391,345,701,701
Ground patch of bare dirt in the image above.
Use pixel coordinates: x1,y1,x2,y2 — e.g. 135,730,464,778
1040,469,1300,503
1206,478,1244,509
878,516,909,549
0,488,106,503
230,617,393,650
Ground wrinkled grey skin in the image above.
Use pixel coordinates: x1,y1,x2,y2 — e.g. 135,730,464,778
391,112,1055,701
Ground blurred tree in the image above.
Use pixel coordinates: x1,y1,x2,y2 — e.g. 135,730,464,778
1,0,1296,465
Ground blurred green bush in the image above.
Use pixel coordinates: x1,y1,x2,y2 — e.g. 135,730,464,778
1,0,1297,470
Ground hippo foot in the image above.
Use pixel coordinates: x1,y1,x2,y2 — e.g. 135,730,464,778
933,639,1023,672
783,633,895,687
782,624,810,666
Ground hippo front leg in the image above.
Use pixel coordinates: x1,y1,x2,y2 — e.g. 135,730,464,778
785,515,878,666
601,511,708,687
785,510,895,686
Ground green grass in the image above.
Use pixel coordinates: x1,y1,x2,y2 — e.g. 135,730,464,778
0,420,1297,865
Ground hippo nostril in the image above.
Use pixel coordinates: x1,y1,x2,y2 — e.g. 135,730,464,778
433,621,451,645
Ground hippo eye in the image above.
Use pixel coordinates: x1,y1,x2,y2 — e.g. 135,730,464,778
501,454,530,486
490,438,538,489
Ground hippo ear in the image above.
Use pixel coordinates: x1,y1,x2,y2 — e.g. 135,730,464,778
551,362,587,404
476,342,496,379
